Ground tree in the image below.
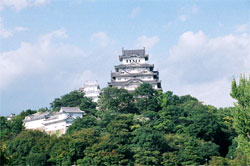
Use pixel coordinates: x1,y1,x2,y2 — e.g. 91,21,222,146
66,115,98,134
209,156,230,166
50,91,84,111
155,105,184,133
158,91,180,108
0,143,10,165
0,116,11,140
38,107,50,112
5,130,50,166
69,129,100,164
98,87,137,113
26,152,48,166
178,137,219,165
133,83,160,113
230,75,250,164
161,152,179,166
50,90,96,113
48,136,72,165
82,134,132,165
131,126,167,152
106,114,134,145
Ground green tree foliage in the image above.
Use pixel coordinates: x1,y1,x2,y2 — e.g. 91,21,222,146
0,116,11,140
209,156,230,166
106,114,134,145
47,136,72,165
131,126,167,152
82,134,132,166
26,152,48,166
133,83,160,113
161,152,179,166
0,109,37,141
2,79,245,165
5,130,50,166
50,90,96,112
178,137,219,165
0,143,10,165
98,87,137,113
66,115,98,134
230,75,250,163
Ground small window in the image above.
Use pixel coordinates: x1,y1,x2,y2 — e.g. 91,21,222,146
126,60,128,63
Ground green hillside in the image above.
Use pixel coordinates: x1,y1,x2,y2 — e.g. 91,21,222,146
1,76,249,166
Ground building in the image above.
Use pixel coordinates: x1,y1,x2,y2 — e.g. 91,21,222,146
108,48,162,91
79,81,101,102
23,112,51,131
43,107,85,135
23,107,85,136
6,113,16,120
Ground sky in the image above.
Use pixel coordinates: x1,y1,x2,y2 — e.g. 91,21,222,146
0,0,249,116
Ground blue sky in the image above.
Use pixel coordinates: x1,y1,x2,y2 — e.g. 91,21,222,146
0,0,249,116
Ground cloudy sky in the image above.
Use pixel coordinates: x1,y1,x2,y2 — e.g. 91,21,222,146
0,0,249,116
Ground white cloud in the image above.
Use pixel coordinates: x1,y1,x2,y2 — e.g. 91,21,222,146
0,29,87,90
90,32,113,48
0,0,49,11
161,31,250,107
0,17,29,38
0,18,12,38
173,78,235,107
179,15,188,22
129,7,141,18
70,70,99,90
15,26,28,32
136,35,160,49
236,24,249,33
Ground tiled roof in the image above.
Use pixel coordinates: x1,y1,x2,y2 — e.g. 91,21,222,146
122,49,145,56
23,112,51,122
111,71,158,77
84,80,99,87
119,49,149,61
60,107,85,113
114,63,154,69
109,79,161,86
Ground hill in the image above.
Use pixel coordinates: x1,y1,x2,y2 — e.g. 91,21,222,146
1,76,249,165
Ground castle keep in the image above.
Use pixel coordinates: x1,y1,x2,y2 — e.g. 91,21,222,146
108,48,162,91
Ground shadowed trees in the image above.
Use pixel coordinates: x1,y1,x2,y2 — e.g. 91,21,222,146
1,81,244,165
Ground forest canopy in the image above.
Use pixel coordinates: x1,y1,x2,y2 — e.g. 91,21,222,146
0,76,249,166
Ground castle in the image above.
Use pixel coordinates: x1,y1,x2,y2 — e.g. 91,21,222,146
23,48,162,135
108,48,162,91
